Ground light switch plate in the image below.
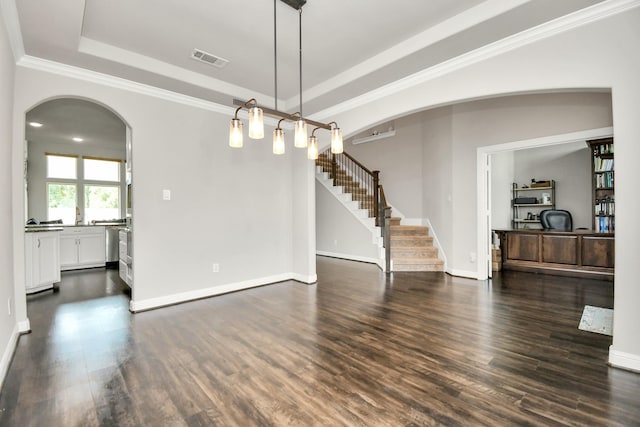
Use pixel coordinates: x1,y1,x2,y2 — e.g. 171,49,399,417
162,189,171,201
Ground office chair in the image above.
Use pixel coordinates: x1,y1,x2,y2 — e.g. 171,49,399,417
540,209,573,231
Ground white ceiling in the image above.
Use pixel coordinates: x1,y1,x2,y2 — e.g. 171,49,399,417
15,0,603,145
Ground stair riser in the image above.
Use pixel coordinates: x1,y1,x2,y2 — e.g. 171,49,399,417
391,229,429,237
393,264,445,272
391,248,438,258
391,237,434,247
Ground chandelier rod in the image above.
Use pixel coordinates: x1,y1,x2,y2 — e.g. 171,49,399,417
274,0,278,111
298,7,303,118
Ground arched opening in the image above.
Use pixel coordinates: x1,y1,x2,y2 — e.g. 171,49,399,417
23,97,133,326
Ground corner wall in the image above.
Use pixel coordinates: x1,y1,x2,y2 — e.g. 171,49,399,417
0,7,17,388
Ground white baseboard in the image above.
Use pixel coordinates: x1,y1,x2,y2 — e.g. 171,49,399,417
130,273,301,312
447,268,480,279
609,346,640,373
0,323,20,390
316,251,380,265
18,319,31,333
291,273,317,284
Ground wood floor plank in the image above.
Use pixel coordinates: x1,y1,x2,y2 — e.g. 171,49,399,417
1,258,639,426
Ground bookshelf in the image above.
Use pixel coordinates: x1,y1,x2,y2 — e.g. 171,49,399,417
587,137,614,233
511,180,555,229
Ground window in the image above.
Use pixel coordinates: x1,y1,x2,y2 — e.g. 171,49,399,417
47,154,77,179
45,154,123,224
47,183,77,224
84,185,120,223
84,157,120,181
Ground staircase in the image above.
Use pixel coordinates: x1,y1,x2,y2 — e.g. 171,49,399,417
316,152,444,272
389,218,444,272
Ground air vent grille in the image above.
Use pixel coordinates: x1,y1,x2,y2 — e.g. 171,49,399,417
191,49,229,68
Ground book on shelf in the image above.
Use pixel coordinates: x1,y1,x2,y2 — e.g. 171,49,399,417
592,143,614,156
595,216,615,233
595,171,614,188
594,157,614,172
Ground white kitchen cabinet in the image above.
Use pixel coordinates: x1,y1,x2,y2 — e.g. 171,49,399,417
25,231,61,294
118,229,132,287
60,226,106,270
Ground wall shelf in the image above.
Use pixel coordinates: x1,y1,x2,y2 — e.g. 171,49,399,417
351,130,396,145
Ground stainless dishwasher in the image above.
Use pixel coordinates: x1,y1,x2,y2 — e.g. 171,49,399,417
93,220,127,268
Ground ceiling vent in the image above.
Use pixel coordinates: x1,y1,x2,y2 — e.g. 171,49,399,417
191,49,229,69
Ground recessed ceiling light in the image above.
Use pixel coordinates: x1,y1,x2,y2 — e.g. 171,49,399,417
29,122,43,128
72,137,84,142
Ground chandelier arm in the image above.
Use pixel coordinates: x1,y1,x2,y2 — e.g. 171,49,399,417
233,99,329,130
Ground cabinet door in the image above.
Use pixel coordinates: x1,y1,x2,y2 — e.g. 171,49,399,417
60,235,78,268
78,233,106,266
37,233,61,285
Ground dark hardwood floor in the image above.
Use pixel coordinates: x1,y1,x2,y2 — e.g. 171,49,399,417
1,257,639,426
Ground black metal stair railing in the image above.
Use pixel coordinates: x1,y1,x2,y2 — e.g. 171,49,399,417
317,149,392,271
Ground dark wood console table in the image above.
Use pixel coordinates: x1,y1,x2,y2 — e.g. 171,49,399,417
494,229,614,281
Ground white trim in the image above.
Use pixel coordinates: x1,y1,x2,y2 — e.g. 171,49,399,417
0,0,25,61
609,346,640,373
424,218,448,272
291,273,317,284
447,268,479,279
17,319,30,333
316,250,381,267
311,0,640,122
475,126,614,281
78,37,275,108
0,323,19,390
289,0,529,109
129,273,300,312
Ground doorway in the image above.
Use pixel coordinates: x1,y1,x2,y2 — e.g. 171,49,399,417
475,126,613,280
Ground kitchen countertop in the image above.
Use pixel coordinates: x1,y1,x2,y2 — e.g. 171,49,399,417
24,226,64,232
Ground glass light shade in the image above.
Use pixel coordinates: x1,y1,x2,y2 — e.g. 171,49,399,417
273,128,285,155
229,118,243,148
248,107,264,139
307,135,319,160
330,127,343,154
294,119,308,148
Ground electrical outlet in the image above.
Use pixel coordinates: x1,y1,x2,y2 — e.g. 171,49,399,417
334,239,338,246
7,297,11,316
469,252,477,263
212,263,219,273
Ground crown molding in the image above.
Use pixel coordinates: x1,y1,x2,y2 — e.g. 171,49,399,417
284,0,530,109
17,55,237,115
0,0,25,61
311,0,640,122
78,36,277,109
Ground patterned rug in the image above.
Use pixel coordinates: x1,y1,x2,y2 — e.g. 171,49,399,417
578,305,613,336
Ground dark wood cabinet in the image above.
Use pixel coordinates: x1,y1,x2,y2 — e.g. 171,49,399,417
496,229,614,280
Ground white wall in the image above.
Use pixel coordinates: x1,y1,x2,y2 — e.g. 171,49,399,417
315,181,380,262
27,139,126,222
0,8,17,388
316,6,640,369
346,114,424,219
513,142,592,229
491,151,514,230
12,66,316,314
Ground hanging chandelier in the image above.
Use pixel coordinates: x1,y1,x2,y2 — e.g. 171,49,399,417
228,0,343,159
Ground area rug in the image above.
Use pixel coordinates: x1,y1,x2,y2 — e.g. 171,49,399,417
578,305,613,336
